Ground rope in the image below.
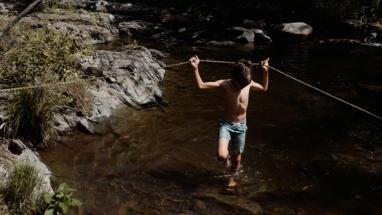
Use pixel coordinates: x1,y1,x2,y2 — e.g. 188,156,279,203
165,60,382,121
0,59,380,121
165,59,246,68
0,80,82,93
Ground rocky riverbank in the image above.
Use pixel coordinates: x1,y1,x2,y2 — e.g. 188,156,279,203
0,1,166,200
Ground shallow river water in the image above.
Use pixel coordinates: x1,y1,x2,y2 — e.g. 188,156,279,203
41,42,382,215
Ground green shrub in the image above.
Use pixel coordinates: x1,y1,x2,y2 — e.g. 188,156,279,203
41,183,81,215
1,164,41,215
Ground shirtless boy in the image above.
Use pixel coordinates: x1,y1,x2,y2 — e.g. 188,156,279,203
189,56,269,186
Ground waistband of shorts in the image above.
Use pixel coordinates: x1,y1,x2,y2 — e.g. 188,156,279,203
219,118,246,125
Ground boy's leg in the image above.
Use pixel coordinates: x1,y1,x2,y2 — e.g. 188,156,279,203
230,152,242,172
217,138,230,167
230,132,246,173
217,124,231,167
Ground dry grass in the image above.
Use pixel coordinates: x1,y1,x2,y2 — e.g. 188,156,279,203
0,27,91,146
0,164,41,215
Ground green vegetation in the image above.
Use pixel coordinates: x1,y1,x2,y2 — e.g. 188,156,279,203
40,183,81,215
0,165,81,215
0,28,91,146
0,164,41,215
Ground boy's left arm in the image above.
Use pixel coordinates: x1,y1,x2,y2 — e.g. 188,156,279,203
251,58,269,92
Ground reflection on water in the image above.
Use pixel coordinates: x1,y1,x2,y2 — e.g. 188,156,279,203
41,44,382,214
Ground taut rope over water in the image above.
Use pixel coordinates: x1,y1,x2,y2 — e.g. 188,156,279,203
0,59,379,121
165,60,382,121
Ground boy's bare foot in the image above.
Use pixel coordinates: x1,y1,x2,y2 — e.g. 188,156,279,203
228,177,237,187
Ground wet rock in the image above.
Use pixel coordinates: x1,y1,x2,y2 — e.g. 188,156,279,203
178,27,187,33
22,8,118,45
226,27,271,44
242,19,267,29
277,22,313,36
364,32,378,43
253,28,272,44
319,39,362,48
229,27,255,43
118,20,152,36
149,49,166,59
77,117,94,134
79,45,165,121
207,40,236,47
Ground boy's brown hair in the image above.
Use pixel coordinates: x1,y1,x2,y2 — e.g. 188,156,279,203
231,59,252,89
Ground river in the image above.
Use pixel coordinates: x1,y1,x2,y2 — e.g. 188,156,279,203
40,42,382,214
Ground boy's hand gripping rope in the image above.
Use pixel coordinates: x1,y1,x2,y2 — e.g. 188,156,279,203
165,60,382,121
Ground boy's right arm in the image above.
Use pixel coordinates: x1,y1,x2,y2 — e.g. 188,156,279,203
190,55,224,89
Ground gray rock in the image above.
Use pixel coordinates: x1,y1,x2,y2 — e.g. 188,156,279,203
106,2,134,13
56,45,165,127
0,3,9,15
276,22,313,36
0,139,53,202
17,148,53,195
89,0,108,12
22,9,118,45
118,20,151,36
77,117,94,134
178,27,187,33
230,27,255,43
252,28,272,43
207,40,236,47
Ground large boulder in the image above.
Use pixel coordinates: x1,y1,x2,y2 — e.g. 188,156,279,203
55,46,166,131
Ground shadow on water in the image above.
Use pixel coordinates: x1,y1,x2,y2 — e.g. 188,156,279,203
41,42,382,214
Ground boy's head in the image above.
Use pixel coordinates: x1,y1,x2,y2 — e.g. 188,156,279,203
231,59,252,89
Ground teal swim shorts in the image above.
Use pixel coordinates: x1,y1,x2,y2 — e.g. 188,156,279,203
218,118,247,154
